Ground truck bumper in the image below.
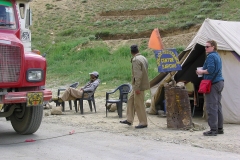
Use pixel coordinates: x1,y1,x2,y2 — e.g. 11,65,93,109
3,89,52,104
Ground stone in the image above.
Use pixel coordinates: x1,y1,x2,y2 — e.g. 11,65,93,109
109,103,117,112
157,110,166,117
176,82,185,88
145,99,151,108
45,111,50,116
48,103,53,109
146,108,149,113
106,104,112,110
51,106,63,115
44,102,53,109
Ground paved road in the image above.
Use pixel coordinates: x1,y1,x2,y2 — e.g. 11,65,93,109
0,120,240,160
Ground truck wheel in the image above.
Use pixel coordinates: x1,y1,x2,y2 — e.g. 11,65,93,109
10,104,43,135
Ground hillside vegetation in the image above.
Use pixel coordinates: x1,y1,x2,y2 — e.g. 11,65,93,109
29,0,240,89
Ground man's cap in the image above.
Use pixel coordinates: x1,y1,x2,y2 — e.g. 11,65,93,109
130,45,138,52
89,71,99,77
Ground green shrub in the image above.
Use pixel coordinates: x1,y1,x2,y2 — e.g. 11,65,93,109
105,21,118,26
201,1,211,7
199,8,211,14
194,15,205,20
88,35,96,40
142,16,157,23
59,28,76,36
180,21,196,29
45,4,54,10
214,13,223,20
175,46,185,54
95,31,110,39
93,20,102,26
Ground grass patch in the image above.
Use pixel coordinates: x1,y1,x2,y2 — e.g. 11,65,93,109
45,39,160,89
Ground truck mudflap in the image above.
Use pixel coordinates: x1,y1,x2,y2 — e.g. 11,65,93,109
3,90,52,105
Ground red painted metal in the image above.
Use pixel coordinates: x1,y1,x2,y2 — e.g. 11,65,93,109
0,0,52,105
3,89,52,104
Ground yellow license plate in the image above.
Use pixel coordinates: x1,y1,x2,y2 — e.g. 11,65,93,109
27,92,43,106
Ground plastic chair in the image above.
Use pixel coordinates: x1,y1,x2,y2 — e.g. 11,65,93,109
74,87,98,114
105,83,132,118
57,82,79,111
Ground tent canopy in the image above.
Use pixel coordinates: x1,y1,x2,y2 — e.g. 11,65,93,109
185,18,240,55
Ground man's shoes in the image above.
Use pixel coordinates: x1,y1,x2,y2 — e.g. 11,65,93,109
120,120,132,126
203,130,217,136
218,128,224,134
135,125,148,129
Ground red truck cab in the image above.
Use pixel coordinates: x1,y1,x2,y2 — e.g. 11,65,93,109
0,0,52,134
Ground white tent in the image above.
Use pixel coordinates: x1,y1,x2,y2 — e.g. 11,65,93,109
149,19,240,124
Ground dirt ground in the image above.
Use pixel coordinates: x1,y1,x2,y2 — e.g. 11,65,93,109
43,95,240,155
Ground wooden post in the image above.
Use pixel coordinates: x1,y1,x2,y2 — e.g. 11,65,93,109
165,85,192,129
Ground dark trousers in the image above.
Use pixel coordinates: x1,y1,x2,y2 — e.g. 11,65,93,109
205,81,224,131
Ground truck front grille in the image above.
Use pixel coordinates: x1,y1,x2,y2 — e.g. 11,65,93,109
0,45,21,82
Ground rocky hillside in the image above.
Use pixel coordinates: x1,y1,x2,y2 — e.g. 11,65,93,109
29,0,238,49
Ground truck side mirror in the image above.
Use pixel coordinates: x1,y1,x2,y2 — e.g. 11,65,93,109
26,8,32,27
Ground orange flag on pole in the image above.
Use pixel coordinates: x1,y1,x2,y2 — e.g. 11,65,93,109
148,28,164,50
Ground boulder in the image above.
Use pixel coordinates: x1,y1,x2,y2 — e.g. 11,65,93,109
51,106,63,115
158,110,166,117
145,99,151,108
45,111,50,116
44,102,53,109
109,103,117,112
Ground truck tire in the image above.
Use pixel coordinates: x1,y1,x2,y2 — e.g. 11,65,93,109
10,104,43,135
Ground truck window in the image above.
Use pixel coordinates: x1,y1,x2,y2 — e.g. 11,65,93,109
0,3,16,29
19,3,25,19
